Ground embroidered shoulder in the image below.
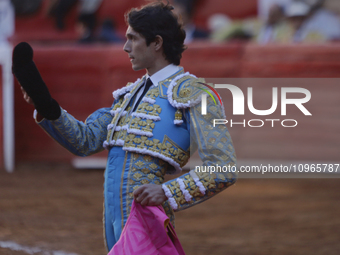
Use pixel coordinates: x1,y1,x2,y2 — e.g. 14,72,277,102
112,78,143,100
167,72,206,109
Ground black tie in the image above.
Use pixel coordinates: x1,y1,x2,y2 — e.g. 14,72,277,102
133,78,153,112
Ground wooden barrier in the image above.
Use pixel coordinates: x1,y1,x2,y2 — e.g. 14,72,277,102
13,43,340,164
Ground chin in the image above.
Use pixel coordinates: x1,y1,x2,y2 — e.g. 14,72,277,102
132,65,143,71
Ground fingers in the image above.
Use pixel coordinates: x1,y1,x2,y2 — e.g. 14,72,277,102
21,87,34,105
133,185,144,198
134,186,149,205
133,184,166,206
140,196,150,206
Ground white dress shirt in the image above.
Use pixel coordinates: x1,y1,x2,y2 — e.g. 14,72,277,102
131,64,181,111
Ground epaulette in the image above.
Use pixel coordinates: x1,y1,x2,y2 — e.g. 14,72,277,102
167,72,206,109
112,77,144,100
167,72,206,125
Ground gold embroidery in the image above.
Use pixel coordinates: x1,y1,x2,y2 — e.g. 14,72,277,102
217,143,224,149
203,113,212,120
130,117,141,129
177,196,187,205
209,106,217,112
136,102,148,113
172,76,205,104
218,173,226,180
213,131,220,137
149,139,160,152
227,144,233,151
145,88,160,99
221,137,227,143
142,119,155,132
149,163,158,170
141,168,150,174
134,161,144,167
140,179,150,185
143,155,152,162
179,87,192,98
132,185,140,191
116,129,127,141
221,154,229,161
145,105,153,112
147,173,155,180
149,105,161,116
124,151,169,229
213,149,221,155
208,137,216,144
158,69,184,98
124,135,189,167
113,130,119,141
155,171,163,177
136,136,148,149
120,151,128,231
175,109,182,120
125,134,136,146
108,79,145,144
133,172,142,180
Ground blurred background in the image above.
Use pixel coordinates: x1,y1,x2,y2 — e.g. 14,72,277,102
0,0,339,254
0,0,338,167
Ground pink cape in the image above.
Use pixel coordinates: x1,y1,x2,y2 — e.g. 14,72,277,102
108,200,185,255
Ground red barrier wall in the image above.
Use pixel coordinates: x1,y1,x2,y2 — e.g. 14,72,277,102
241,44,340,77
14,43,340,164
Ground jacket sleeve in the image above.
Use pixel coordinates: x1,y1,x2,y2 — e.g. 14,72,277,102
36,106,113,157
161,96,237,211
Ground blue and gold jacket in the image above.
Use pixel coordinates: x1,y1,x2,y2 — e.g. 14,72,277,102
37,67,237,214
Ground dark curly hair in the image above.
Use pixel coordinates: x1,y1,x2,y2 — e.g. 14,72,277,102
125,1,186,65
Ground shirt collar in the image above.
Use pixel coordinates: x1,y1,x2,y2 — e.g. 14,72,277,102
146,64,181,86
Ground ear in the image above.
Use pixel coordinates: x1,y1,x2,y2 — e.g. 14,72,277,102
153,35,163,51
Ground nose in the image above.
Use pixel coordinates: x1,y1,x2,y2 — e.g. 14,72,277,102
123,40,131,53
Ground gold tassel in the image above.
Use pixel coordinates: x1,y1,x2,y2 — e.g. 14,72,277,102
175,109,182,120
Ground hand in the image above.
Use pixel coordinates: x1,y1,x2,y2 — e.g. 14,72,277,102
133,184,167,206
21,87,34,105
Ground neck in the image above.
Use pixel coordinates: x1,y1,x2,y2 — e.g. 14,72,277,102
147,58,171,76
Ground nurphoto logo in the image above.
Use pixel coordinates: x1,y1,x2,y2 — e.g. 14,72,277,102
199,83,312,128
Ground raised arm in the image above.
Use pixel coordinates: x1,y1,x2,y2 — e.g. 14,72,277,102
12,42,61,120
12,42,113,156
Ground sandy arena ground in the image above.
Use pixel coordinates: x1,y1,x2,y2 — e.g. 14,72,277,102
1,163,340,255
